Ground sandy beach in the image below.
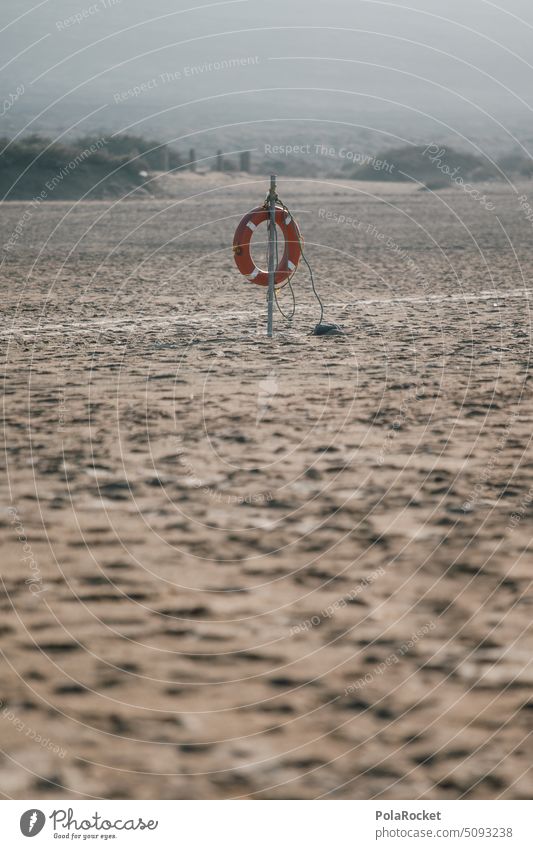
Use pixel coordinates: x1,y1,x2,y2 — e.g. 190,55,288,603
1,173,532,800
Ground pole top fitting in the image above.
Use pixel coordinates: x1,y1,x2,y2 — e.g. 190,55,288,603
268,175,278,205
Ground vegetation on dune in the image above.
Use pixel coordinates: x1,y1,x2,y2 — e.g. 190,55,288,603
0,134,177,200
2,134,532,199
77,134,184,171
349,144,502,185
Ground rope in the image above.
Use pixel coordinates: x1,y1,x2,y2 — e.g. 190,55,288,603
262,191,326,327
275,275,296,321
277,198,325,327
270,209,296,321
299,236,324,326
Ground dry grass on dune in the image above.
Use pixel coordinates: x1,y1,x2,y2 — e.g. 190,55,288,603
1,174,533,799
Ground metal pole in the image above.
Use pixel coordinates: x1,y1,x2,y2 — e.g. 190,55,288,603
267,174,276,338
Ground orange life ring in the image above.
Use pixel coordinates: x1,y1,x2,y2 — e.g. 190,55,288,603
233,205,303,286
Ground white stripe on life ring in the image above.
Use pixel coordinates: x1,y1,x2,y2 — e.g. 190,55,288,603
285,215,292,224
287,260,296,271
246,221,257,231
248,268,260,280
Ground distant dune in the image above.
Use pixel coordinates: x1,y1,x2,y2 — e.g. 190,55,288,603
2,135,532,202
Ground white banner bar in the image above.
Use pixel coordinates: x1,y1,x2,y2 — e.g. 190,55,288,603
2,800,532,848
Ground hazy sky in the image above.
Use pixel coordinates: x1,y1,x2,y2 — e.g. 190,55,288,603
2,0,533,151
